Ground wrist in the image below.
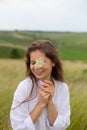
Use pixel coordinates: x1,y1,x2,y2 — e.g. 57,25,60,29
48,99,53,105
38,102,46,108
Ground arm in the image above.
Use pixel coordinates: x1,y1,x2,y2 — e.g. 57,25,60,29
47,100,58,126
41,80,58,125
47,83,70,130
30,90,50,123
41,81,71,130
10,81,50,130
10,82,35,130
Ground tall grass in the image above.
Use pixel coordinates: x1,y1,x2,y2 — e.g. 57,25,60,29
0,59,25,130
0,59,87,130
63,61,87,130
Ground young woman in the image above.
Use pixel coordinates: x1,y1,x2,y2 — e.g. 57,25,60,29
10,40,70,130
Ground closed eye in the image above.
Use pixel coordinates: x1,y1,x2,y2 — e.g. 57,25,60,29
30,61,36,65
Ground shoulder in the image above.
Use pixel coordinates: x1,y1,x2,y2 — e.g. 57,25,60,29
19,77,32,88
14,77,33,101
16,77,32,92
54,79,70,101
54,79,69,93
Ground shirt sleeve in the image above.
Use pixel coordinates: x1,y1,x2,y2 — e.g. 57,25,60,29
46,83,71,130
10,81,35,130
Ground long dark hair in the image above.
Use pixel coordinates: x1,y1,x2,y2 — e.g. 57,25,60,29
25,40,64,82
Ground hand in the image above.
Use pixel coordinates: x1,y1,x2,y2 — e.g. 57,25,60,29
39,88,50,108
41,80,55,101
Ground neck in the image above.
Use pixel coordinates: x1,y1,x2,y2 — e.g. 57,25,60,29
41,76,53,82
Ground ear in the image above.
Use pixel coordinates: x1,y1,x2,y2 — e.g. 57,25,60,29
52,63,55,67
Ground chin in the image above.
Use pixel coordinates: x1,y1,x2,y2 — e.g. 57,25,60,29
36,77,44,80
35,75,45,80
34,73,49,80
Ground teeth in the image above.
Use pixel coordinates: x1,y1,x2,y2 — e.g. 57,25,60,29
35,71,43,75
36,71,42,74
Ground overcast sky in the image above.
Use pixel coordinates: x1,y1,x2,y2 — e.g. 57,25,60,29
0,0,87,32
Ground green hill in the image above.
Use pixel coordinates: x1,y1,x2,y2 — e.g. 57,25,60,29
0,31,87,61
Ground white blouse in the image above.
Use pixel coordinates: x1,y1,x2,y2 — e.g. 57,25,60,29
10,77,70,130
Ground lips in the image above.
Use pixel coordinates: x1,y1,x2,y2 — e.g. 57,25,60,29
34,70,44,76
35,71,43,75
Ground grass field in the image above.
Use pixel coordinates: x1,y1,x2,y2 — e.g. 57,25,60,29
0,31,87,129
0,59,87,130
0,31,87,62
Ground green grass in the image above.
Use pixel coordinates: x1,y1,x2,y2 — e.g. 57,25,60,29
0,31,87,62
0,59,87,130
0,46,25,59
58,46,87,61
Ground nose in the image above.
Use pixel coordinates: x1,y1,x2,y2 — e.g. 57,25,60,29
35,64,43,69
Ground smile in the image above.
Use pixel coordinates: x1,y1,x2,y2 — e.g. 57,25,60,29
34,71,43,75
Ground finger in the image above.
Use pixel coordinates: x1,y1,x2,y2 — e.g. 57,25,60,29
41,86,54,93
41,88,50,92
40,87,51,95
39,89,50,96
42,81,54,89
41,88,54,96
43,80,53,85
44,93,50,99
41,83,51,88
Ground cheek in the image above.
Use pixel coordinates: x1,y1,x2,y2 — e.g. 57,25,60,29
49,65,53,73
45,64,53,72
46,62,53,69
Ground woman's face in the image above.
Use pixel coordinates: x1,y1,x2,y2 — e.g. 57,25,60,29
30,50,55,80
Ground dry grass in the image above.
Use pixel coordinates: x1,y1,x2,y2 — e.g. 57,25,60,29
0,59,87,130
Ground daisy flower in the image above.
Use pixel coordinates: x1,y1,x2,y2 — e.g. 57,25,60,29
35,58,45,67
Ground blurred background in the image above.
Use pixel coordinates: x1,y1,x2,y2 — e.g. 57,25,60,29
0,0,87,129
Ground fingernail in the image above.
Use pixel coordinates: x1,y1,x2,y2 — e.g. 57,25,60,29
43,80,47,82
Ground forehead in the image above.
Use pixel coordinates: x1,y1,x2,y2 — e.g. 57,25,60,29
30,50,46,60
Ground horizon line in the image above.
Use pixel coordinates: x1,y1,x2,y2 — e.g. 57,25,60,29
0,29,87,33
